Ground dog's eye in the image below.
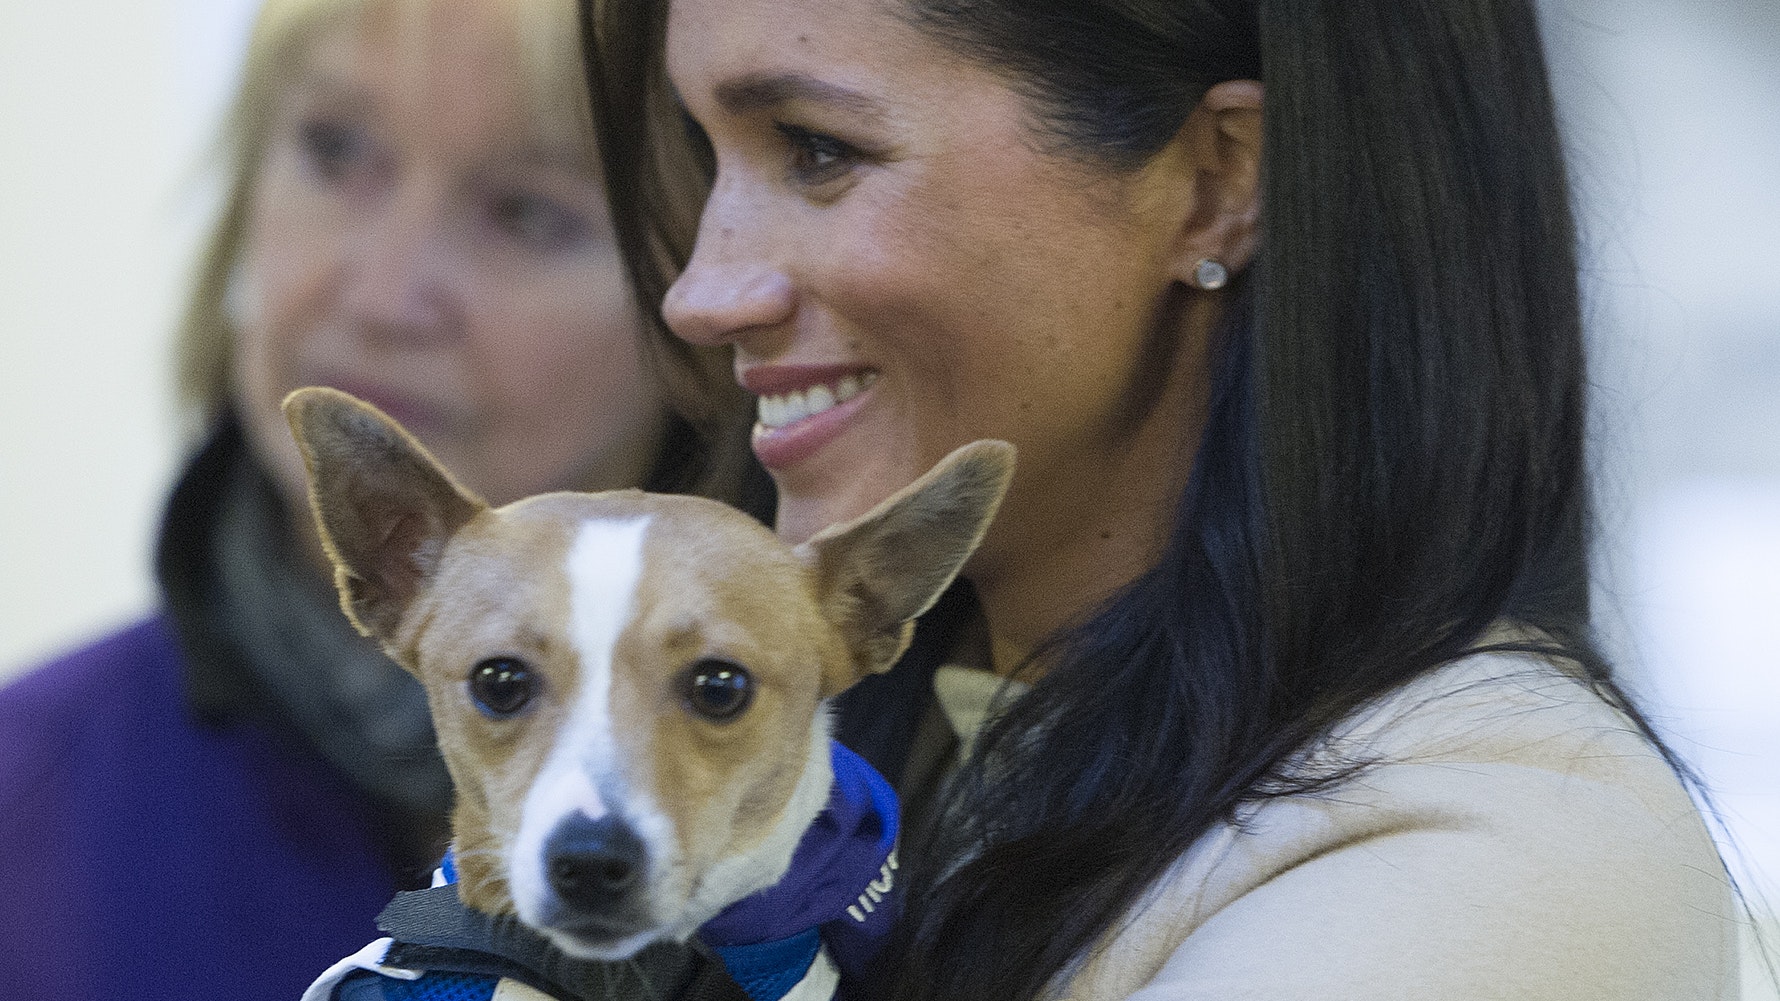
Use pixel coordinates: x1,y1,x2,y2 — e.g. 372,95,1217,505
470,657,536,716
682,659,753,722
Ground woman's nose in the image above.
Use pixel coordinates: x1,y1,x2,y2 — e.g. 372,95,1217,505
661,180,794,347
340,188,457,342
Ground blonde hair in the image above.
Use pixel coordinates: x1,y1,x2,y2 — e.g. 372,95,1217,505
178,0,764,506
175,0,596,418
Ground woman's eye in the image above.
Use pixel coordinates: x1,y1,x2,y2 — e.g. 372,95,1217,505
298,119,369,180
490,191,589,251
775,123,859,187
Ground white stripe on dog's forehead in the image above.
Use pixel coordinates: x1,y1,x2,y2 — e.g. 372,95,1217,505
512,515,650,905
557,514,652,797
519,512,651,826
565,515,651,696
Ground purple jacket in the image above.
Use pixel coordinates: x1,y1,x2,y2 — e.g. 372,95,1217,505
0,615,403,1000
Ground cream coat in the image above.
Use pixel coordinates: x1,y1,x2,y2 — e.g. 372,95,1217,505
1055,650,1740,999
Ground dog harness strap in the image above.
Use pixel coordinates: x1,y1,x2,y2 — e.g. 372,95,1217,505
366,884,747,1001
333,968,507,1000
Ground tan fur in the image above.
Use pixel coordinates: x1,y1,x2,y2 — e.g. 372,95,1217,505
628,508,841,878
282,386,1013,953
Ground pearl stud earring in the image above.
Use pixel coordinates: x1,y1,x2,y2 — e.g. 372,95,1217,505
1192,258,1229,291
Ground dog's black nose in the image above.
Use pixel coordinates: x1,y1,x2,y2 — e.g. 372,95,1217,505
544,814,646,907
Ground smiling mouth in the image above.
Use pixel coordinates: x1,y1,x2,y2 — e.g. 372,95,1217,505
755,371,878,431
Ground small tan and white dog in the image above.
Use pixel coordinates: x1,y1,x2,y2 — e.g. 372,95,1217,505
284,387,1010,996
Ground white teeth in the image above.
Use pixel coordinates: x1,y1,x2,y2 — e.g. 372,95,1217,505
755,371,876,431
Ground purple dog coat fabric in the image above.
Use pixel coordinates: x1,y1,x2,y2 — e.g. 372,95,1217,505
699,740,901,979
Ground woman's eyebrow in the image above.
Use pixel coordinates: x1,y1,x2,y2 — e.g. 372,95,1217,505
714,71,888,120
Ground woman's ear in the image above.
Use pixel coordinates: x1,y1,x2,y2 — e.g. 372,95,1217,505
1162,79,1264,286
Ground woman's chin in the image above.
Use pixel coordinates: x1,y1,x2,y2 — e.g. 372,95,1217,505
773,470,911,545
774,494,850,546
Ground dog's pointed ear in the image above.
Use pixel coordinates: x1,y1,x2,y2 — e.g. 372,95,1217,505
794,440,1014,698
282,387,487,647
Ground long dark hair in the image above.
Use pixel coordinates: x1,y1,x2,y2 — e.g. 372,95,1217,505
578,0,1682,997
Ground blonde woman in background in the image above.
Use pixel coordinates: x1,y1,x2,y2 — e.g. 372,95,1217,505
0,0,761,997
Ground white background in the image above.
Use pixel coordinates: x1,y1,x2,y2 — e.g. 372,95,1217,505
1,0,1775,986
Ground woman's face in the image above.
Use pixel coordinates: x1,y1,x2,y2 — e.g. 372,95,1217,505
236,0,663,510
665,0,1215,592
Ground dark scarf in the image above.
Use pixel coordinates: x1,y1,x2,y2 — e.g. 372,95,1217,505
156,413,453,867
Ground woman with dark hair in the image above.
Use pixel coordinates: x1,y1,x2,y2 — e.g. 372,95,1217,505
0,1,766,997
579,0,1741,998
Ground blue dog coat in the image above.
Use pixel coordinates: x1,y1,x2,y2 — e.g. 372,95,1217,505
303,742,900,1001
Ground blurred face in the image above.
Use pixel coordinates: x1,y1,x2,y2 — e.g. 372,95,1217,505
236,0,664,511
664,0,1211,601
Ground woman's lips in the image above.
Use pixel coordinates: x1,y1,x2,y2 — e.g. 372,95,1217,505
739,365,878,470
